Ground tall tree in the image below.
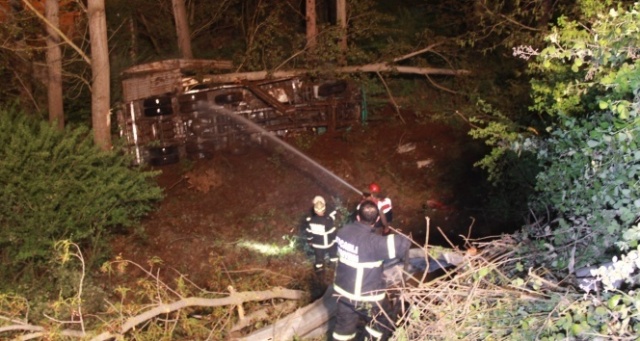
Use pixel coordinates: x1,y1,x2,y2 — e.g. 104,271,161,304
88,0,111,150
172,0,192,59
45,0,64,130
336,0,347,65
306,0,317,51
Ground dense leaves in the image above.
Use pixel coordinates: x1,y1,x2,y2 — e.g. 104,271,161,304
507,3,640,338
529,3,640,271
0,107,163,281
426,3,640,340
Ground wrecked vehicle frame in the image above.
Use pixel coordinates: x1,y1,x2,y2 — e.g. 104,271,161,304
116,59,363,165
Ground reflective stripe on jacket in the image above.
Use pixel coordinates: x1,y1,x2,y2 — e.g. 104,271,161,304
333,220,410,302
377,197,392,214
305,212,336,249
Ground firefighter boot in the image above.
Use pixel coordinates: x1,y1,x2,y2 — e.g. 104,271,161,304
315,264,326,284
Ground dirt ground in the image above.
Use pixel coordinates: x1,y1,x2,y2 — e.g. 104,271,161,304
110,107,502,296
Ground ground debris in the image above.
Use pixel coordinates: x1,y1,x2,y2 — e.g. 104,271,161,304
185,168,222,193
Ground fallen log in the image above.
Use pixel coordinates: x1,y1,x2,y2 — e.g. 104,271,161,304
194,65,470,84
232,285,337,341
230,300,299,333
0,287,306,341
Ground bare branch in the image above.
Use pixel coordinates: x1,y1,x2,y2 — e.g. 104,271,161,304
19,0,91,64
425,73,459,94
1,288,305,341
376,71,405,124
477,0,541,32
91,287,305,341
392,42,444,63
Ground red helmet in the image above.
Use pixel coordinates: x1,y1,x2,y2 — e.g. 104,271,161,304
368,182,381,194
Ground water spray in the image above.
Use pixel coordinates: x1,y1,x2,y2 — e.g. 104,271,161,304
199,103,363,196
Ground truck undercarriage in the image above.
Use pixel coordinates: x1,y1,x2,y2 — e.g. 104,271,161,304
117,59,362,165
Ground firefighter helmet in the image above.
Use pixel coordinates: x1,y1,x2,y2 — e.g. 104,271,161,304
368,182,381,194
313,196,326,214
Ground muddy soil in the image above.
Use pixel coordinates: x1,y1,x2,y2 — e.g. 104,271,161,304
111,108,508,295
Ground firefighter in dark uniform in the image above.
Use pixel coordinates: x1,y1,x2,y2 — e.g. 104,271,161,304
358,182,393,235
332,200,411,341
305,196,338,280
368,182,393,235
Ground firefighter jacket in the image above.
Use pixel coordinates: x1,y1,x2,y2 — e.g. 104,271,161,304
333,220,411,302
374,197,393,229
305,211,337,249
356,197,393,228
377,197,392,216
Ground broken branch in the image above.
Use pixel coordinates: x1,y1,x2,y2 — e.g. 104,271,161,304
200,64,470,83
0,287,305,341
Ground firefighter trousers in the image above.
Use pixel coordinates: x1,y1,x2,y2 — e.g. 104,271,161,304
313,245,338,272
332,296,393,341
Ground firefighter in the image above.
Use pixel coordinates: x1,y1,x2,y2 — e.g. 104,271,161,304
305,196,338,281
368,182,393,235
332,200,411,341
356,182,393,235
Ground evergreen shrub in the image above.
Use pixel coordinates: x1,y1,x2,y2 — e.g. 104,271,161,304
0,107,163,281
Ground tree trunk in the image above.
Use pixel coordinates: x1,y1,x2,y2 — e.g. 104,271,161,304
203,64,470,83
128,16,138,61
45,0,64,130
336,0,347,65
306,0,317,51
88,0,111,150
172,0,193,59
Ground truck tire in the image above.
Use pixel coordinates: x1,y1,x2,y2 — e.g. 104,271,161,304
148,146,180,166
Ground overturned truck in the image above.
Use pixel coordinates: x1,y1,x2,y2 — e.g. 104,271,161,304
116,59,363,165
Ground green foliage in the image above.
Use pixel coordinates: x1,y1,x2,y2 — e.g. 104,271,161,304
469,100,528,183
527,2,640,270
529,5,640,119
340,0,398,63
577,0,628,18
464,100,540,229
435,5,640,339
534,113,640,264
0,107,163,283
459,0,582,53
509,287,640,339
503,5,640,338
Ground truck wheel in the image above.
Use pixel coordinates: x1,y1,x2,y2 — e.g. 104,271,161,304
143,95,173,117
317,80,347,97
148,146,180,166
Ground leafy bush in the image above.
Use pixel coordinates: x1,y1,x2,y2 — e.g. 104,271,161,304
435,4,640,339
528,3,640,273
0,107,163,282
